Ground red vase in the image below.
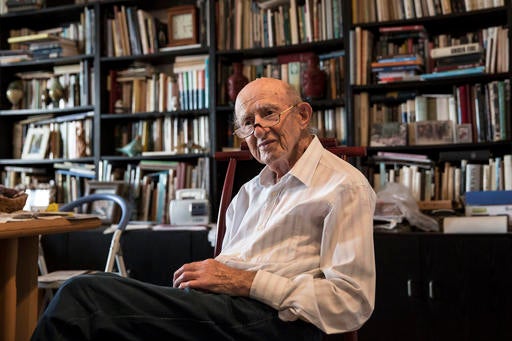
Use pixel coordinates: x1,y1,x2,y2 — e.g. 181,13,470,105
227,62,249,103
302,55,326,100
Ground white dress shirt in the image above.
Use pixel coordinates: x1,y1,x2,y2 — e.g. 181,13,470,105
216,136,376,334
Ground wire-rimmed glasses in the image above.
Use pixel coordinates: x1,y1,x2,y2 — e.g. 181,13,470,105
233,104,298,139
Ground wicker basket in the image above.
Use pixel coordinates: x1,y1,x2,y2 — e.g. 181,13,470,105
0,193,28,213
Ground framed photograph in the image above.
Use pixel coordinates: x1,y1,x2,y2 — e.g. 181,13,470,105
455,123,473,143
370,122,407,147
167,5,198,47
411,120,454,145
84,181,125,224
21,126,50,159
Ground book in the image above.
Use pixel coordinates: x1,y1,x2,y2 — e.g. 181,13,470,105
465,190,512,205
7,33,73,44
465,204,512,226
430,43,483,59
443,215,508,233
465,164,483,192
378,25,425,33
375,151,431,162
420,66,485,79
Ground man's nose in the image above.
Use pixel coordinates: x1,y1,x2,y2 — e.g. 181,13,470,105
252,116,267,137
253,123,266,137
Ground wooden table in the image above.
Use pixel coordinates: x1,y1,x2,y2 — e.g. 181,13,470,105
0,216,101,341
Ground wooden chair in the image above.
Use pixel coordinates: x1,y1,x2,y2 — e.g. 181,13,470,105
214,139,366,341
38,193,132,310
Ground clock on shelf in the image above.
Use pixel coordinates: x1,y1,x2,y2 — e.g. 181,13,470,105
167,5,198,47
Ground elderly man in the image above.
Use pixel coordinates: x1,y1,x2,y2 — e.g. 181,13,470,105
32,77,375,341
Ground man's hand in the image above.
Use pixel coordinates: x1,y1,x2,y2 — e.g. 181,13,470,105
173,258,256,296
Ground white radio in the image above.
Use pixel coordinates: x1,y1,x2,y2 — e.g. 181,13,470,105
169,189,210,226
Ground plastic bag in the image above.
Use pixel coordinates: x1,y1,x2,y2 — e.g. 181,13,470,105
375,182,439,232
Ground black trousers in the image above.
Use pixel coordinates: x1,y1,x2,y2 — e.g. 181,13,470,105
32,272,323,341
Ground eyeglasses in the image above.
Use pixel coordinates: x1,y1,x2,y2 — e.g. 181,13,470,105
233,104,298,139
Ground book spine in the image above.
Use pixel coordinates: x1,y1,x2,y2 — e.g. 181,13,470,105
430,42,482,59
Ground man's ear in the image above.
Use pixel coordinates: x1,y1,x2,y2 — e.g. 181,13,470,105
296,102,312,128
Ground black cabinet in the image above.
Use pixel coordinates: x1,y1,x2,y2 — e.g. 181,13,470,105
360,232,512,341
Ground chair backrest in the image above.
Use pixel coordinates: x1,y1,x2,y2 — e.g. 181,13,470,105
213,140,366,340
58,193,132,275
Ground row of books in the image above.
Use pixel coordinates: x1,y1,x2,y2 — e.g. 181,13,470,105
371,152,512,204
1,165,50,190
14,112,94,161
108,55,209,114
97,158,209,223
356,79,510,146
351,24,509,85
11,61,92,111
352,0,505,24
105,5,168,57
310,107,347,146
113,115,210,157
217,0,343,51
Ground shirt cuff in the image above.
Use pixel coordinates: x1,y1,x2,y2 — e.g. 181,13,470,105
249,270,291,309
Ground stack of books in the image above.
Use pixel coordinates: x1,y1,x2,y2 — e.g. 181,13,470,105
371,25,428,83
371,54,424,83
7,32,78,60
0,49,32,64
465,190,512,228
422,42,485,79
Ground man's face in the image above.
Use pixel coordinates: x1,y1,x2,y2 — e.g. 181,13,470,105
234,79,303,169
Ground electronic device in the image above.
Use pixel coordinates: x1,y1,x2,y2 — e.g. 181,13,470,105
169,188,210,226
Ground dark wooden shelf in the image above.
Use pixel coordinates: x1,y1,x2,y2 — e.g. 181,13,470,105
0,157,95,166
101,109,209,119
216,38,344,61
355,6,508,33
0,106,95,117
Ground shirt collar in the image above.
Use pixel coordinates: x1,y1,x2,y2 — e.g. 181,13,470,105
259,135,323,187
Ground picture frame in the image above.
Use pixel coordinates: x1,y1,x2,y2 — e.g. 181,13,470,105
411,120,454,145
21,126,50,159
370,122,407,147
167,5,198,47
455,123,473,143
84,181,125,224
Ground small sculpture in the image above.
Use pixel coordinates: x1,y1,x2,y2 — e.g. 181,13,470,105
226,62,249,104
6,80,23,110
116,135,142,157
302,54,326,100
41,88,52,108
48,77,65,107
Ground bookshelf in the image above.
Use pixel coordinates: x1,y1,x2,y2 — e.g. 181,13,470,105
0,0,213,223
0,0,511,218
349,2,512,206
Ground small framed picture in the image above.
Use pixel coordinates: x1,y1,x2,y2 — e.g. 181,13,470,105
455,123,473,143
84,181,125,224
412,120,454,145
167,5,198,47
21,126,50,159
370,122,407,146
